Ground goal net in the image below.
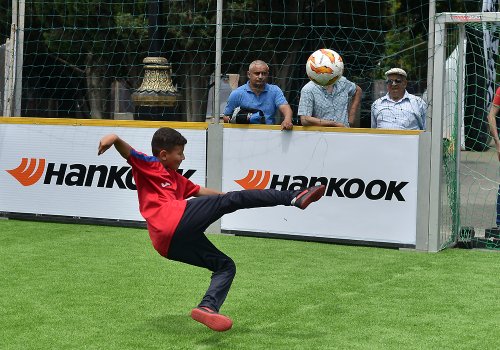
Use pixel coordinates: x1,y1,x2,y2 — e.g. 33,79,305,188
432,12,500,250
0,0,436,123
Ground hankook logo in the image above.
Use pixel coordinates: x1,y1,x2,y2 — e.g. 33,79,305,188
6,158,196,190
235,169,409,201
235,169,271,190
6,158,46,186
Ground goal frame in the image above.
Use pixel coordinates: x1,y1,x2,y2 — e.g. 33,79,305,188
428,12,500,251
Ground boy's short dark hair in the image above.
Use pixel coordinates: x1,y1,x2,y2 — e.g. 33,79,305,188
151,127,187,156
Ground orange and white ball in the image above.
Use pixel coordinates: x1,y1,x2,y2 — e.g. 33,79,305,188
306,49,344,86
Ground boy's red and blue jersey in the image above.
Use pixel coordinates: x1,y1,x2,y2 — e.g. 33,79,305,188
127,149,200,257
494,86,500,106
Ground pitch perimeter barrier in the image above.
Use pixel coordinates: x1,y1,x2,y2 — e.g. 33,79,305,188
0,118,208,225
0,118,430,250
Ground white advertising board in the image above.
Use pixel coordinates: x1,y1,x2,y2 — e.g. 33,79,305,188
221,128,420,245
0,123,207,222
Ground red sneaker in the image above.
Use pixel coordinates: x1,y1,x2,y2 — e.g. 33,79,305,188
291,185,326,209
191,307,233,332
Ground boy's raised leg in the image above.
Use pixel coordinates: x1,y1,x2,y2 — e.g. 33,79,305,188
171,185,325,331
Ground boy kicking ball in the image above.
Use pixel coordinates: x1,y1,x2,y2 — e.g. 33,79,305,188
98,127,325,332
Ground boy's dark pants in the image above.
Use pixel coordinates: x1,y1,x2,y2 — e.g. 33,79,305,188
167,189,294,312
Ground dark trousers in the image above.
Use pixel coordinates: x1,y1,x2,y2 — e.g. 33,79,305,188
167,189,294,312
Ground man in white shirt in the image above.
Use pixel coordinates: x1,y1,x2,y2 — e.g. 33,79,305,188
371,68,426,130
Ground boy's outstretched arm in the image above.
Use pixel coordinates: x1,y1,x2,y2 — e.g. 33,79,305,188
98,134,132,159
195,186,225,197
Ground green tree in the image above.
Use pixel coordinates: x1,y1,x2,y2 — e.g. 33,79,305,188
12,0,478,121
0,1,11,42
374,0,427,81
29,0,148,118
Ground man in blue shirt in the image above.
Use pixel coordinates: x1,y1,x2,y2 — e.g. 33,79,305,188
371,68,427,130
223,60,294,130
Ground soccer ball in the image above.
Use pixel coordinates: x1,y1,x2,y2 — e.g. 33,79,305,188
305,49,344,86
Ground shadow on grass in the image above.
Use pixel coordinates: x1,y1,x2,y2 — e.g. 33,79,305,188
144,313,251,337
144,312,329,348
144,314,195,332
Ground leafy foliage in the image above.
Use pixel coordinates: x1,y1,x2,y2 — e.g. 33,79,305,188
374,0,427,80
1,0,490,119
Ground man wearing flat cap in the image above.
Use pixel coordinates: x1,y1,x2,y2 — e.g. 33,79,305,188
371,68,427,130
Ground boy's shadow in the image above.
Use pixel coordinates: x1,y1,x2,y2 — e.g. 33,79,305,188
144,314,251,341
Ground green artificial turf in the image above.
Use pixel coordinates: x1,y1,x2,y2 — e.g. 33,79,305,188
1,219,499,350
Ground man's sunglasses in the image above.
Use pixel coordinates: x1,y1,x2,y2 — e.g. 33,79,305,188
386,78,403,85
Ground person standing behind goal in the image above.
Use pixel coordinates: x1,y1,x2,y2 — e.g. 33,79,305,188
371,68,426,130
487,86,500,227
223,60,294,130
298,75,362,128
